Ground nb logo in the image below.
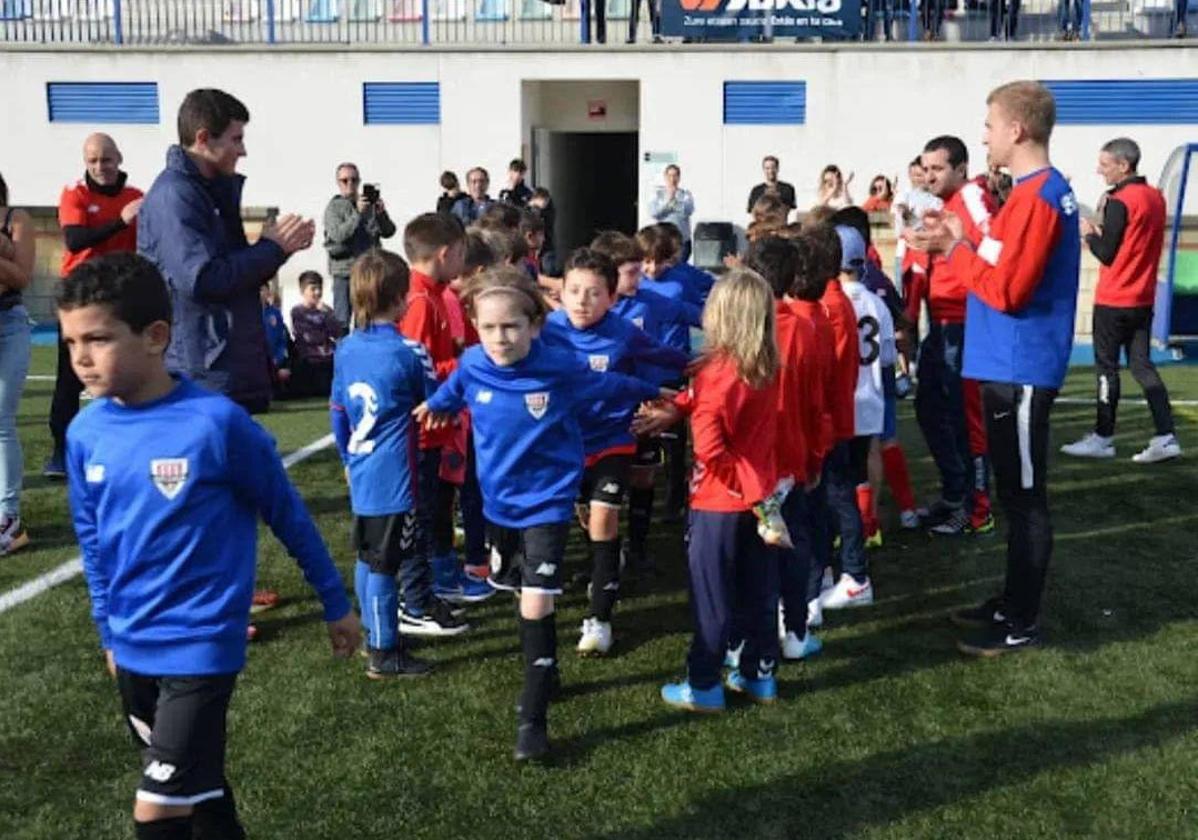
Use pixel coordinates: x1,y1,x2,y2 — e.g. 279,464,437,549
535,562,557,576
144,761,177,783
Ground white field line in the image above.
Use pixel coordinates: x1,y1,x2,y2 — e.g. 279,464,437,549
1056,397,1198,407
0,433,335,616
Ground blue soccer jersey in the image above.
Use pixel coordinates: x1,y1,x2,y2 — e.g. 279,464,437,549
426,340,660,528
541,310,687,456
610,286,701,385
330,324,438,517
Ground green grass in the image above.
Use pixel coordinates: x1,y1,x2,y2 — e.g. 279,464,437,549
3,347,1198,839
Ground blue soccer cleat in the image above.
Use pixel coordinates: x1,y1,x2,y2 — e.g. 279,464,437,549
724,670,778,704
660,680,725,713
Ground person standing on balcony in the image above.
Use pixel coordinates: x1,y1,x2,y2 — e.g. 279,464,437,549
648,164,695,263
1061,137,1180,464
45,133,143,479
1174,0,1188,37
323,162,397,328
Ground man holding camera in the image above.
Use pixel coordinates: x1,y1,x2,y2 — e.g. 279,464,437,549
323,162,397,326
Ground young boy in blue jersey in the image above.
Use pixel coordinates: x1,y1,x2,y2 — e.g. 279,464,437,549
331,249,438,679
59,252,360,840
540,248,688,655
415,266,669,761
592,230,702,572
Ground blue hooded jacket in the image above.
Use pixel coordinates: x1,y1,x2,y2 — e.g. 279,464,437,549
138,145,288,408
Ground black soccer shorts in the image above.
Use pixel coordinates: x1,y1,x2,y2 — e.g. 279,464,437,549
116,669,237,807
487,521,569,595
354,512,418,575
580,453,633,509
633,436,664,468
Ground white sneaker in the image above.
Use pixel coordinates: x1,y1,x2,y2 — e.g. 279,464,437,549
820,574,874,610
577,617,613,656
1131,434,1182,464
820,566,835,592
899,509,920,530
781,631,824,660
1061,432,1115,459
807,598,823,629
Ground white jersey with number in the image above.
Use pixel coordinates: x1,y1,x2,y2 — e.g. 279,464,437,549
842,278,896,437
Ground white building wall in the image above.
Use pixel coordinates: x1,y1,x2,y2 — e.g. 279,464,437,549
0,43,1195,315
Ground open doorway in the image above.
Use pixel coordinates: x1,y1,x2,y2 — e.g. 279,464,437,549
523,80,640,257
532,131,638,254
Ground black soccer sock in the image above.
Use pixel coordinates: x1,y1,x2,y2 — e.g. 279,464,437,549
191,782,246,840
134,816,193,840
518,615,558,725
627,485,654,557
589,540,621,622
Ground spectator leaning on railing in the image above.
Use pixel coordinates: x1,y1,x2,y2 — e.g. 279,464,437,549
44,133,143,480
0,171,34,557
323,162,397,327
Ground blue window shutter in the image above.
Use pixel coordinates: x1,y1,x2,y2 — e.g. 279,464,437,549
1042,79,1198,125
363,82,440,125
46,82,159,124
723,81,806,125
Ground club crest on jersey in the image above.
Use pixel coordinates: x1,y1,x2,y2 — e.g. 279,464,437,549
150,458,189,500
476,389,493,404
524,392,550,420
588,354,610,373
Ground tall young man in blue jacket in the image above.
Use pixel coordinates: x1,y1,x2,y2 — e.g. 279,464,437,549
914,81,1080,656
138,88,315,416
60,253,359,840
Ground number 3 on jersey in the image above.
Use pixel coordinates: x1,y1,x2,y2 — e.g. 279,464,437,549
857,315,880,366
346,382,380,455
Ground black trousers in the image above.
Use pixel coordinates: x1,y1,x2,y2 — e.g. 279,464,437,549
990,0,1020,39
49,330,84,453
1092,304,1174,438
983,382,1056,630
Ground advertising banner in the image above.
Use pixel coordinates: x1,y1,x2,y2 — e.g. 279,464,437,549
661,0,861,40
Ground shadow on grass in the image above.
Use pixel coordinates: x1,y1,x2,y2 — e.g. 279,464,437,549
584,696,1198,840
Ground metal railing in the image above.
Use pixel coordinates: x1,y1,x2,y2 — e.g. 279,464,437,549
0,0,1190,44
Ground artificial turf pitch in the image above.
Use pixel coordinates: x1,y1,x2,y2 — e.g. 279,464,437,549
3,347,1197,839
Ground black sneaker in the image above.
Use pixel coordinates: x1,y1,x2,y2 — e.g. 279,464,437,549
42,450,67,480
398,600,469,637
929,507,969,536
514,721,550,762
950,596,1007,629
919,499,962,529
957,621,1040,657
366,647,433,679
487,558,523,593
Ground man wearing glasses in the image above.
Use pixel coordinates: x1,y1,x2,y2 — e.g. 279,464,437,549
451,167,496,227
323,162,397,327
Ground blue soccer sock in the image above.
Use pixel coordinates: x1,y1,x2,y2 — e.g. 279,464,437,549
365,572,399,651
354,560,371,645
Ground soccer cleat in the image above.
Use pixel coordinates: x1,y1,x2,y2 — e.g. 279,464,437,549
0,516,29,556
950,596,1007,629
1060,432,1115,459
899,509,921,530
367,647,433,679
780,631,823,661
42,451,67,480
487,559,523,593
969,513,997,535
444,569,495,604
820,574,874,610
399,600,469,637
576,617,613,657
724,670,778,704
1131,434,1182,464
865,528,884,549
807,598,823,629
249,588,280,614
929,507,969,536
660,680,725,713
820,566,835,593
957,622,1040,657
918,499,962,529
724,640,744,670
514,722,550,762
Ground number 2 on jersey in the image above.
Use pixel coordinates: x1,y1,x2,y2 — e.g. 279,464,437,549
858,315,880,366
346,382,380,455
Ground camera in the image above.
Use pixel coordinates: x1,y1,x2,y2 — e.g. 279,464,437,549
362,183,380,205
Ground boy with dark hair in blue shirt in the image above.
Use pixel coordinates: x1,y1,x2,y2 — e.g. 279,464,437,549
416,266,668,761
331,248,438,679
60,252,359,840
540,248,687,656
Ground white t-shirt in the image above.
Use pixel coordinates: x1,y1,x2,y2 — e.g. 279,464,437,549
842,278,896,437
